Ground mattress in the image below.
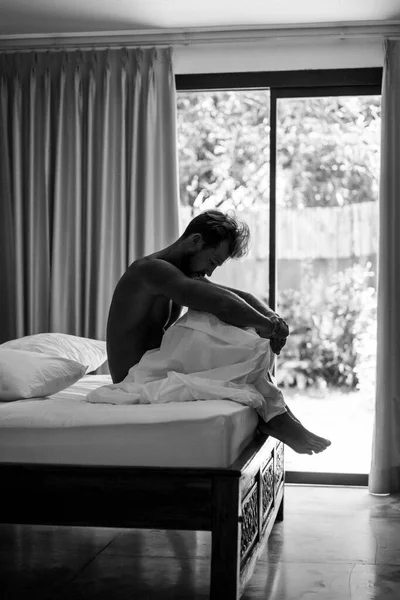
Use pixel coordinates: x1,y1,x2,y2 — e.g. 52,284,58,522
0,374,259,468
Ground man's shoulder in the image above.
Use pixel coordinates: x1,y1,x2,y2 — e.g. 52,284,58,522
116,258,183,296
124,256,166,275
136,257,182,278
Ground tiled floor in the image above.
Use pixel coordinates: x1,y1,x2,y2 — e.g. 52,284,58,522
2,485,400,599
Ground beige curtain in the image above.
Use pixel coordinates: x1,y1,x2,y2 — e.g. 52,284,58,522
369,39,400,494
0,47,180,347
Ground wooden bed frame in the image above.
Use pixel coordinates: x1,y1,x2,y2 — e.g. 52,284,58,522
1,434,284,600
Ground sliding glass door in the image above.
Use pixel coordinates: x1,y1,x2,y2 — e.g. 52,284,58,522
275,93,380,479
176,70,382,485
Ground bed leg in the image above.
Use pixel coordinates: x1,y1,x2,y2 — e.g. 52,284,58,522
276,490,284,522
210,476,241,600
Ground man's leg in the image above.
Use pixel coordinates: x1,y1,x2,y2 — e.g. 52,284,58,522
258,411,331,455
266,370,302,424
260,371,331,455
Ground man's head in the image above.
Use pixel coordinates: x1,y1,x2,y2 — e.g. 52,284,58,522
178,209,250,278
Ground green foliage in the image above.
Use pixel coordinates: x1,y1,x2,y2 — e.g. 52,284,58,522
277,97,381,209
177,91,380,391
177,92,381,210
177,92,271,211
273,263,377,390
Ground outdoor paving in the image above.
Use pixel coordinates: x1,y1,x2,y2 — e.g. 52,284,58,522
282,388,375,474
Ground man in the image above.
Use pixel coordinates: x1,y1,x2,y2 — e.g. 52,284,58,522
107,209,331,455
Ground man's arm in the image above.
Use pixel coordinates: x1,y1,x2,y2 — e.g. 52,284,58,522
200,279,276,318
140,259,276,336
199,278,288,354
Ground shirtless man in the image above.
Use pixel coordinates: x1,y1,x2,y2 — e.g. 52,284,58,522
107,209,331,455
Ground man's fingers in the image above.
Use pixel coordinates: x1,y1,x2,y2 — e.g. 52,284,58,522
270,335,287,355
277,318,289,337
270,336,286,355
270,315,289,338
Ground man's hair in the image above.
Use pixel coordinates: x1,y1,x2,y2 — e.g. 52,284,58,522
181,209,250,259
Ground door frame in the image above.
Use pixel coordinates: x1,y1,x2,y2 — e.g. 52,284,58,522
175,68,382,486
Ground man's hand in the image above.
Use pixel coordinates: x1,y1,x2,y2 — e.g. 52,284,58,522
270,336,287,355
269,315,289,339
270,315,289,355
257,315,289,355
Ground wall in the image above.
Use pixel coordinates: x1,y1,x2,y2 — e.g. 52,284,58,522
174,38,384,74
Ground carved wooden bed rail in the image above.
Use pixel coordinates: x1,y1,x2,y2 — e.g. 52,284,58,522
0,434,284,600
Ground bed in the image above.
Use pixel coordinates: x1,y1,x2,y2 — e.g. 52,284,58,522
0,372,285,600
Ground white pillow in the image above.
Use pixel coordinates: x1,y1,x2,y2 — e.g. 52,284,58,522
1,333,107,373
0,349,87,401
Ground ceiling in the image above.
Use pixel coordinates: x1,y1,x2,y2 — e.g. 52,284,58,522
1,0,400,37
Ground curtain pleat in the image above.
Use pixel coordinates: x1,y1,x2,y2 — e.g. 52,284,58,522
154,50,180,249
27,59,51,333
0,73,16,341
119,56,128,272
27,65,36,330
96,56,113,336
41,64,51,331
143,52,158,256
129,55,143,260
369,39,400,494
50,58,68,331
12,71,25,336
0,47,180,348
74,60,84,334
84,63,97,335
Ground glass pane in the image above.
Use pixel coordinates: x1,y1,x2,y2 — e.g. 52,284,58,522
177,90,271,297
276,95,381,474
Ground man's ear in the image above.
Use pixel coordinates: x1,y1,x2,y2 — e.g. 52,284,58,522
191,233,204,249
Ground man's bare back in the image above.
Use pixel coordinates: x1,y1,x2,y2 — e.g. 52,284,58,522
107,252,181,384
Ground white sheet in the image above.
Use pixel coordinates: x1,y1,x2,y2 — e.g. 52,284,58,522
86,310,287,423
0,374,259,468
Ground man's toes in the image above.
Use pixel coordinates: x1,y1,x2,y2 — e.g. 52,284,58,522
317,439,329,448
317,440,330,450
315,441,328,451
307,437,325,449
309,439,329,453
312,445,324,453
311,435,331,449
300,447,314,455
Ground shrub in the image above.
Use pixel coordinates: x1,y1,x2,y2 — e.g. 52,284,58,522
269,262,377,390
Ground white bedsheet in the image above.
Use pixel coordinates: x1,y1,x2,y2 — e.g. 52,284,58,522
86,310,287,423
0,374,259,468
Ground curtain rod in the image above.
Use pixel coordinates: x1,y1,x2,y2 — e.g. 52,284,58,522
1,21,400,51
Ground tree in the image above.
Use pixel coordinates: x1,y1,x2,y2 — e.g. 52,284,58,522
177,92,381,211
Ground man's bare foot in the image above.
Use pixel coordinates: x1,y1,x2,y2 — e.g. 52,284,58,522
258,412,331,455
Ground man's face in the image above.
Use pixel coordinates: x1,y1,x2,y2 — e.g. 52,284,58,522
183,239,230,278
